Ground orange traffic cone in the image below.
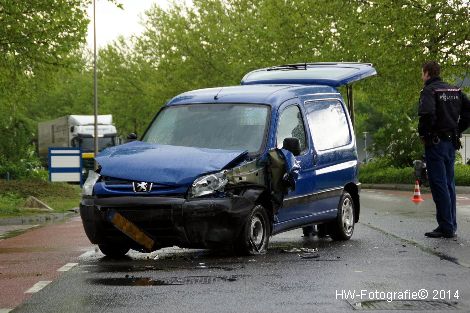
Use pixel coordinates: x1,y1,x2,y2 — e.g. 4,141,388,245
411,180,424,204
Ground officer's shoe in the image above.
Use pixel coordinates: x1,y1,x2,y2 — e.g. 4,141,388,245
425,229,456,238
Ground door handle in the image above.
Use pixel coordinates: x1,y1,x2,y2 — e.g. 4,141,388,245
313,153,319,165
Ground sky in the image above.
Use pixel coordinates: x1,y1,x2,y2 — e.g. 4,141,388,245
86,0,171,49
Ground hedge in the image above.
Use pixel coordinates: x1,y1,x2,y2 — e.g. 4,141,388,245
359,162,470,186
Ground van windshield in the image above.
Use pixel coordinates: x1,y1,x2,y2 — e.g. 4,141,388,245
142,104,269,153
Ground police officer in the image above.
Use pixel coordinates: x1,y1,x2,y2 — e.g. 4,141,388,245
418,61,470,238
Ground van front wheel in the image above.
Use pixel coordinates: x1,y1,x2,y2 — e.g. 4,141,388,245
98,244,130,258
235,204,270,255
329,192,355,241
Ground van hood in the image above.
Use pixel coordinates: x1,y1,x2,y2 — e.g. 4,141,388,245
95,141,248,186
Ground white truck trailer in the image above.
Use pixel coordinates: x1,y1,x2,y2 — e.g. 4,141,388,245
38,115,118,173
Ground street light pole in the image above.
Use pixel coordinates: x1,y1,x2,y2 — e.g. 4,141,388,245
93,0,98,170
363,131,368,163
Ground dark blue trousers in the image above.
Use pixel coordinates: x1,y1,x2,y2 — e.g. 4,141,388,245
425,139,457,234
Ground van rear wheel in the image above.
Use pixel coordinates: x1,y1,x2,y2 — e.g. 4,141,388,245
329,192,355,241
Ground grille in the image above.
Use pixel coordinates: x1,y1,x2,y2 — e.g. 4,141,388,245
100,176,185,195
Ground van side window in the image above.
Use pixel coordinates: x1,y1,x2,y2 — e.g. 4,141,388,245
276,105,307,151
306,100,351,151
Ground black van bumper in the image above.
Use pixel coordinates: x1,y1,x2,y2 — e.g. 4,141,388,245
80,195,257,251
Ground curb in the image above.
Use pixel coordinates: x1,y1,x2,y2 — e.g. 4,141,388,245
362,184,470,194
0,210,78,226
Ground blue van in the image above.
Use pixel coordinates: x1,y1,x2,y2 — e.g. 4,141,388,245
80,63,377,257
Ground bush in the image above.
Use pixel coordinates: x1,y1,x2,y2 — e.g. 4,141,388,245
0,192,23,215
455,164,470,186
360,159,470,186
359,161,415,184
0,148,47,180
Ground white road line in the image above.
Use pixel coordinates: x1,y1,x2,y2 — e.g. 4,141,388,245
25,281,52,294
79,249,96,259
57,263,78,272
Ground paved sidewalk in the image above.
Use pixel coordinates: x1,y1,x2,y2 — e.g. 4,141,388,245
0,215,93,310
0,211,77,240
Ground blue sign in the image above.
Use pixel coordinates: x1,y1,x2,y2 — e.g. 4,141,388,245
48,148,82,185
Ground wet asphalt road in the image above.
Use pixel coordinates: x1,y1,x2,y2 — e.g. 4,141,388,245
9,190,470,313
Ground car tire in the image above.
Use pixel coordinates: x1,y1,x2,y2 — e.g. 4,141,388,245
329,192,355,241
235,204,270,255
98,244,130,258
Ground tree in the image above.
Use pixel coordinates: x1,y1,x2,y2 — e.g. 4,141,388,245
0,0,90,163
0,0,89,70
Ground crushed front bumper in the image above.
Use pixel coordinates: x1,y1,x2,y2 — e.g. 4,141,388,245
80,195,255,251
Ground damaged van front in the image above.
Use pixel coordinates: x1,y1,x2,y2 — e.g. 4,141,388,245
80,102,298,257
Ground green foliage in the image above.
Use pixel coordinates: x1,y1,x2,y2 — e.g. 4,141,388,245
360,160,470,186
0,0,469,174
0,0,89,70
455,164,470,186
0,147,47,180
0,192,23,216
359,161,415,184
0,0,92,173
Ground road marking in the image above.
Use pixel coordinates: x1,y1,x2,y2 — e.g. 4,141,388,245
57,263,78,272
25,281,52,293
0,309,12,313
79,249,96,259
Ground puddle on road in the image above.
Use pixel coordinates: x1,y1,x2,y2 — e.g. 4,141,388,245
84,264,166,273
84,262,241,273
89,275,241,286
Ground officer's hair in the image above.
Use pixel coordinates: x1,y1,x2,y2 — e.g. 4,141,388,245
422,61,440,78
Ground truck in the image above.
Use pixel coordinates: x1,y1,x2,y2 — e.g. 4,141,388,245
38,115,119,175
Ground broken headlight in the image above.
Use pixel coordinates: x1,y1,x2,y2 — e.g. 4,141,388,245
189,171,228,198
82,171,100,196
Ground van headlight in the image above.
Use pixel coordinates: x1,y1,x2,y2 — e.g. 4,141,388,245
82,171,100,196
189,171,228,198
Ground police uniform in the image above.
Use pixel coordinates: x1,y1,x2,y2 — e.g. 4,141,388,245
418,76,470,237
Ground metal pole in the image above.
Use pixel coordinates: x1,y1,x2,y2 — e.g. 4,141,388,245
363,131,368,163
93,0,99,170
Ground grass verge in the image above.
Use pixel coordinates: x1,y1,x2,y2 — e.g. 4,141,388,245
0,179,81,218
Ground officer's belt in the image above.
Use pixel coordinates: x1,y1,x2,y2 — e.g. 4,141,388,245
434,131,453,140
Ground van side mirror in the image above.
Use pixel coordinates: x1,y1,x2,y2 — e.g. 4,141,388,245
127,133,138,141
282,137,301,156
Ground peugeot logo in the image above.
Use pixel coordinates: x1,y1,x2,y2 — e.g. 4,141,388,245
132,181,153,193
